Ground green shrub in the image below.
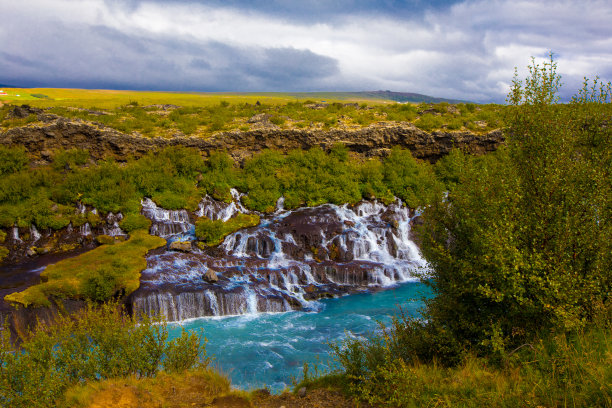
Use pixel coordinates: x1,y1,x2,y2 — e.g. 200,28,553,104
195,213,260,246
52,148,90,171
83,264,123,301
0,145,28,175
163,328,208,373
0,246,8,262
0,302,207,408
382,147,444,208
119,213,151,233
418,55,612,357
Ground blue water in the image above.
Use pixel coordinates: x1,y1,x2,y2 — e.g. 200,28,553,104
168,281,431,392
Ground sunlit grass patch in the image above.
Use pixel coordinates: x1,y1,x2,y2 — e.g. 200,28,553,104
63,367,249,408
4,230,166,307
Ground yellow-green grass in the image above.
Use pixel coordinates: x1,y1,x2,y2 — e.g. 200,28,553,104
4,230,166,307
0,88,377,109
195,213,260,247
62,367,252,408
305,321,612,408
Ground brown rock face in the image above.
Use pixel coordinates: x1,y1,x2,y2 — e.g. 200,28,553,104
0,117,504,163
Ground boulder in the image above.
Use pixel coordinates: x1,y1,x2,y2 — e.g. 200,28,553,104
169,240,192,252
203,269,218,283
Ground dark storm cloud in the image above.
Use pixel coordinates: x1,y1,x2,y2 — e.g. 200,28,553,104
0,18,338,91
1,0,611,101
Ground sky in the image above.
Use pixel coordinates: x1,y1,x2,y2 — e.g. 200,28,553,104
1,0,611,102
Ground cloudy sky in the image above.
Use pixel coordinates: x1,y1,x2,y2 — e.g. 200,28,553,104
1,0,611,102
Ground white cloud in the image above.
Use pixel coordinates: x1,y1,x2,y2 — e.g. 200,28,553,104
1,0,611,101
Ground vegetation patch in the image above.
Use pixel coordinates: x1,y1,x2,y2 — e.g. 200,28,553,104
4,230,165,307
119,213,152,233
0,302,207,408
0,246,8,262
195,213,260,247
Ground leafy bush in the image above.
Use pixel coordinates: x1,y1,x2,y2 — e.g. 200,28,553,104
0,145,28,175
163,328,208,373
382,147,444,208
0,246,8,262
418,55,612,357
52,148,90,171
0,302,207,408
83,265,123,301
118,213,151,233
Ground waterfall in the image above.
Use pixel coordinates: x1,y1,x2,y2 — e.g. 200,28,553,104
29,225,41,242
103,212,126,236
141,198,192,237
11,226,21,242
80,223,92,236
132,197,427,321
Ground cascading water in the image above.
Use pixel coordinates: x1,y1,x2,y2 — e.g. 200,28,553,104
103,212,126,236
141,198,193,238
29,225,41,242
132,194,427,322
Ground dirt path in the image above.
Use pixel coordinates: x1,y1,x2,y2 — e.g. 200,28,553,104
249,388,359,408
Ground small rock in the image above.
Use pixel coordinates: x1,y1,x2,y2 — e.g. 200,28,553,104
203,269,218,283
247,113,270,123
169,240,192,252
343,220,355,228
26,247,36,257
298,386,307,398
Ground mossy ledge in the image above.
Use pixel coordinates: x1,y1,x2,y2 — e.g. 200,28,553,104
195,213,260,247
4,230,166,308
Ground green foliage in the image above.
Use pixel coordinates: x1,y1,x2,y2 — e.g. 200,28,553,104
195,213,260,246
382,147,444,208
0,145,28,175
0,246,8,262
83,264,125,301
163,328,208,373
417,55,612,359
0,302,207,408
330,307,611,407
5,230,166,307
52,148,90,171
118,213,151,233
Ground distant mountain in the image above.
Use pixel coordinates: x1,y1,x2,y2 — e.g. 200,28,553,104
0,84,19,88
355,90,468,104
275,91,469,104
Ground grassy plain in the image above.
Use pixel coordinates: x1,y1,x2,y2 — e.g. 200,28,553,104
0,88,504,137
0,88,378,108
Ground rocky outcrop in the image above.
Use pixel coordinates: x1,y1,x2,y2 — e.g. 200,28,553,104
0,115,504,163
0,299,89,342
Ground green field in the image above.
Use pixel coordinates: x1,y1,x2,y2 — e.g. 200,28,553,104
0,88,503,138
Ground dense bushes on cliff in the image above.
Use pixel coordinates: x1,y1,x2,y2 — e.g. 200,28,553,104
0,303,207,407
0,144,442,233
